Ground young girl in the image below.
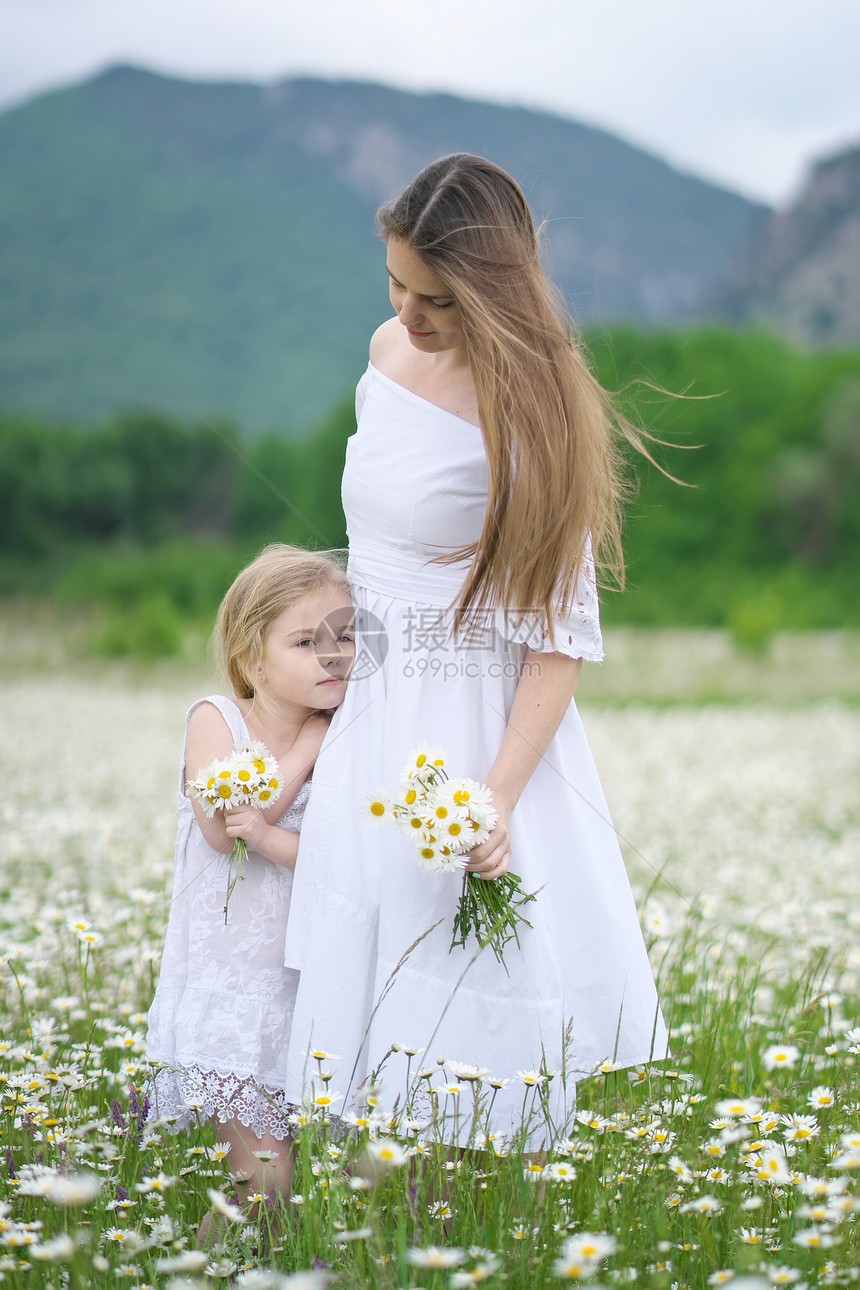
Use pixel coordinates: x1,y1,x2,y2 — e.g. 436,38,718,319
282,155,669,1148
145,543,354,1202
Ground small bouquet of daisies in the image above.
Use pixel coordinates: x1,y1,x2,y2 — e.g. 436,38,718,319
363,747,536,970
187,742,283,923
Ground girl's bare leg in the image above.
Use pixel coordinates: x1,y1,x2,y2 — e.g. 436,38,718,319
197,1119,296,1247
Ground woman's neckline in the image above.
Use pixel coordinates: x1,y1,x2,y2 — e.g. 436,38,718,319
368,361,481,429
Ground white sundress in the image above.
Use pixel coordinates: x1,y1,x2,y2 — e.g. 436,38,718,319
145,695,308,1140
282,364,669,1149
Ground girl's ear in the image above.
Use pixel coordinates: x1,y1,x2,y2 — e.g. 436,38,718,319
246,628,264,679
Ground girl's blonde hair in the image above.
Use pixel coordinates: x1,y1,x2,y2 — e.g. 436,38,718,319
214,544,349,699
378,153,650,638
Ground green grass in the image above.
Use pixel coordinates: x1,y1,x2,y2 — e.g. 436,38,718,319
0,675,856,1287
0,909,857,1287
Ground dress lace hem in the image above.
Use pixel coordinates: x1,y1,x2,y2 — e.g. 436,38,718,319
145,1062,295,1141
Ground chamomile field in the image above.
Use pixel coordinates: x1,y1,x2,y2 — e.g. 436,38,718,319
0,636,858,1290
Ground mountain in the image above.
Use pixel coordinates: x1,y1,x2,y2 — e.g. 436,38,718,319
0,66,766,431
719,143,860,347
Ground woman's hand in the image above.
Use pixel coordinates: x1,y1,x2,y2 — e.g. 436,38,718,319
224,807,271,852
463,794,512,881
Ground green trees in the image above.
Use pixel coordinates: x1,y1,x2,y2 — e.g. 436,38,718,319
2,327,859,655
587,327,860,631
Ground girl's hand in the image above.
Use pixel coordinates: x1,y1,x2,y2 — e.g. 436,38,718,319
224,807,271,852
463,795,512,881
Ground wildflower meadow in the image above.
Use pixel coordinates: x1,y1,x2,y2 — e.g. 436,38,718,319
0,661,858,1289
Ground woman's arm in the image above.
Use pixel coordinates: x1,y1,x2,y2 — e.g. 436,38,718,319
465,649,582,880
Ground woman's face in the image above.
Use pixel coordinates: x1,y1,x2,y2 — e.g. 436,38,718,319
386,238,466,356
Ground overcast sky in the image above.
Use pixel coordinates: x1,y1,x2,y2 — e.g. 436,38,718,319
2,0,858,206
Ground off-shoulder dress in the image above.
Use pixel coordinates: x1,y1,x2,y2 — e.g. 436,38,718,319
283,365,668,1146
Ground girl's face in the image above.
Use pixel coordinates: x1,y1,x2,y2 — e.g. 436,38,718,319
257,587,355,713
386,237,466,356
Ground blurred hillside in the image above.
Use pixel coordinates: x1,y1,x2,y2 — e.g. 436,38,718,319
719,143,860,348
0,65,764,430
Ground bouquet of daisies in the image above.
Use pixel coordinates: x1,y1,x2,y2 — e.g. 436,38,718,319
186,742,283,923
363,747,536,970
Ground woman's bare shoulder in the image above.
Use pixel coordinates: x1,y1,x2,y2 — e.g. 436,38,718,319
369,316,404,369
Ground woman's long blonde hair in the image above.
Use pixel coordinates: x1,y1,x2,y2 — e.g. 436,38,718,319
378,153,646,638
214,543,349,699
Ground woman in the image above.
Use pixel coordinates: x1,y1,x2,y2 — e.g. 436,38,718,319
283,154,668,1147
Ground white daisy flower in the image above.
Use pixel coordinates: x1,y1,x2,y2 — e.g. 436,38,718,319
829,1149,860,1170
552,1254,599,1279
414,841,444,872
44,1172,102,1205
405,1246,467,1268
715,1097,762,1118
206,1188,245,1222
310,1090,343,1108
668,1155,694,1182
360,792,391,824
767,1267,803,1284
755,1146,793,1184
402,746,447,782
450,1255,501,1286
781,1114,820,1141
333,1226,373,1243
442,777,493,812
447,1062,489,1082
155,1251,209,1273
793,1227,836,1248
134,1171,176,1193
799,1176,847,1197
761,1044,801,1071
561,1232,617,1261
542,1161,577,1182
680,1195,723,1214
365,1138,408,1169
30,1233,77,1261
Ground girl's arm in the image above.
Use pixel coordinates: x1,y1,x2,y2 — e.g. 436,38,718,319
223,808,300,872
222,714,332,871
465,649,582,881
257,713,330,826
184,702,329,860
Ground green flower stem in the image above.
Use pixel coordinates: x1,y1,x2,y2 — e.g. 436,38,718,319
223,839,247,924
450,871,538,971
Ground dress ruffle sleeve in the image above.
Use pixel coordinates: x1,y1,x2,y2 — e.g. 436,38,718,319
494,537,604,662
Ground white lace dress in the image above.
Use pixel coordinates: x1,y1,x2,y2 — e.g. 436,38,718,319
145,695,307,1140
